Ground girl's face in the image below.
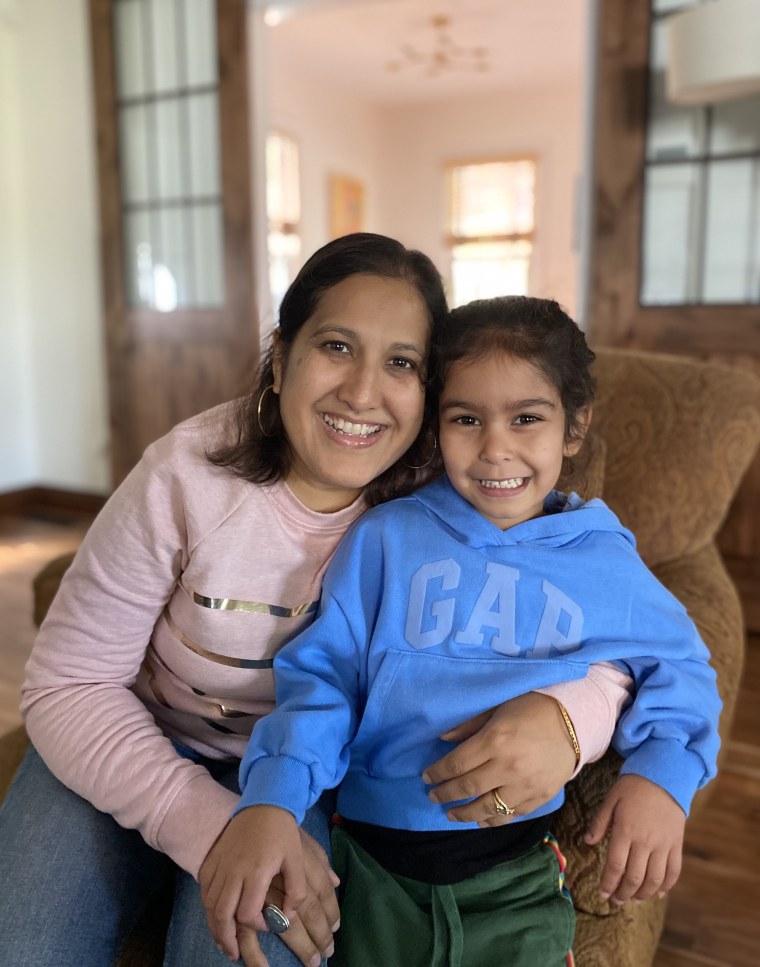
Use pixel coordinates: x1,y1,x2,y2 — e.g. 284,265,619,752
274,273,430,512
439,351,587,530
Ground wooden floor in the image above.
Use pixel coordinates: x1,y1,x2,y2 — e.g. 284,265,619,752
0,510,92,735
1,511,759,965
653,635,760,967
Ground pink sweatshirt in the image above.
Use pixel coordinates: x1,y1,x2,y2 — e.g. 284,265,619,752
22,404,631,878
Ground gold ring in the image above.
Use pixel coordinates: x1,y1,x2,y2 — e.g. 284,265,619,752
492,789,516,816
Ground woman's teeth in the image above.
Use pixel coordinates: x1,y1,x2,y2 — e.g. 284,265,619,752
480,478,525,489
323,414,381,437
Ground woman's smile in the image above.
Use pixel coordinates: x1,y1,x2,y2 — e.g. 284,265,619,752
320,411,385,443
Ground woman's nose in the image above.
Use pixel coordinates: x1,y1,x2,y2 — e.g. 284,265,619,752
336,360,381,411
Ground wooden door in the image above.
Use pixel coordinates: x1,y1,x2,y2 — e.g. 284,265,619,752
588,0,760,626
90,0,256,485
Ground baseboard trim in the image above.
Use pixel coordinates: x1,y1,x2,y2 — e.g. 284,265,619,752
0,486,107,518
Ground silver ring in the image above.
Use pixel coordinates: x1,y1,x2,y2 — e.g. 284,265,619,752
263,903,290,934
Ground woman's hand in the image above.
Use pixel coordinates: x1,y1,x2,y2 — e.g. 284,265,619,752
422,692,578,826
200,811,339,967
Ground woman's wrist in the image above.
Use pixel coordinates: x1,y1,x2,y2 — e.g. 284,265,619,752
553,699,581,767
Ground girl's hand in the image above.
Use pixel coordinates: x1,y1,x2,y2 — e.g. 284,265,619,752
585,774,685,904
237,828,341,967
200,806,307,964
422,692,578,826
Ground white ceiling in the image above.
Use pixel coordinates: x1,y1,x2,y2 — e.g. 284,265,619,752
262,0,590,105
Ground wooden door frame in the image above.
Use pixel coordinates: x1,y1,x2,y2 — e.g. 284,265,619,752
587,0,760,355
587,0,760,626
89,0,256,485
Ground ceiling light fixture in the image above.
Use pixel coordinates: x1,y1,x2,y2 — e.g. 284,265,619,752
386,14,489,78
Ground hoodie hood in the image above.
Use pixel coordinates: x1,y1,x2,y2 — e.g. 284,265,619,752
409,476,635,550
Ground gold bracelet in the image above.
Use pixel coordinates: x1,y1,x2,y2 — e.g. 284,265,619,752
556,701,581,765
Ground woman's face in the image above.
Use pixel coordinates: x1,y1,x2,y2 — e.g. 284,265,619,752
273,273,430,512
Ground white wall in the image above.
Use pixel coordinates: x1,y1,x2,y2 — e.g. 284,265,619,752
267,40,583,317
376,86,583,317
268,35,385,264
0,0,109,495
0,3,35,488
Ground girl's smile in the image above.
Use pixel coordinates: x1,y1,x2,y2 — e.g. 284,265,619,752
477,476,529,493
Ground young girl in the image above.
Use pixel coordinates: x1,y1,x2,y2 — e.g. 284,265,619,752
201,296,721,966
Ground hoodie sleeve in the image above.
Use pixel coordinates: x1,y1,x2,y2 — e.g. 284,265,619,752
614,648,721,815
237,524,377,824
608,567,722,815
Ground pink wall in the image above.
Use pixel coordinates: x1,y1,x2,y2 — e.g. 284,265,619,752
376,86,583,315
268,52,385,264
269,48,584,315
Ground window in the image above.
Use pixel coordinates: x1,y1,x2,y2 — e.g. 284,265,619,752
445,159,536,307
114,0,225,311
266,131,301,315
641,1,760,305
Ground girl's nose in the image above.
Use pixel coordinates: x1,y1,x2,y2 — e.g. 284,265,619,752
336,360,381,411
479,430,515,464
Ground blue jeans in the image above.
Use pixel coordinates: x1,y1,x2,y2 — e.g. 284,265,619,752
0,744,332,967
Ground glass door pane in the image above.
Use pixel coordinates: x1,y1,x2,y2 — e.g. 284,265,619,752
114,0,224,310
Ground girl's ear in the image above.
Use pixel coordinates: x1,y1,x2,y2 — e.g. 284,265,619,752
272,331,284,394
564,406,593,457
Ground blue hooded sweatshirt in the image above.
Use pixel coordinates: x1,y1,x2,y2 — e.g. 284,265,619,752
238,477,721,830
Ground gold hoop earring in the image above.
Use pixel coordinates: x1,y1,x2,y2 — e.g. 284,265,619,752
257,384,278,438
403,435,437,470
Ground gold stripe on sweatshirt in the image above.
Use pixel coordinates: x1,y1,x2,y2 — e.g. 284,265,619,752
183,581,318,618
163,609,275,669
216,704,250,719
144,645,255,723
145,670,171,709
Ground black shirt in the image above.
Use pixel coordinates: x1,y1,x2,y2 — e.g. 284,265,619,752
338,811,557,885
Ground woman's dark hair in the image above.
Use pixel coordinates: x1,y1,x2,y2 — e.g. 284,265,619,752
208,233,447,506
433,296,595,443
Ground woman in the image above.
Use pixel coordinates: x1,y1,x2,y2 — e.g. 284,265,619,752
0,235,626,967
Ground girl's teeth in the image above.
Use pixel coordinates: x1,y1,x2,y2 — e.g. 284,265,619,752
481,478,525,490
323,415,380,437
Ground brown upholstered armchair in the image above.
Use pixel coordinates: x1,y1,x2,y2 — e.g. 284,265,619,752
2,347,760,967
556,348,760,965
